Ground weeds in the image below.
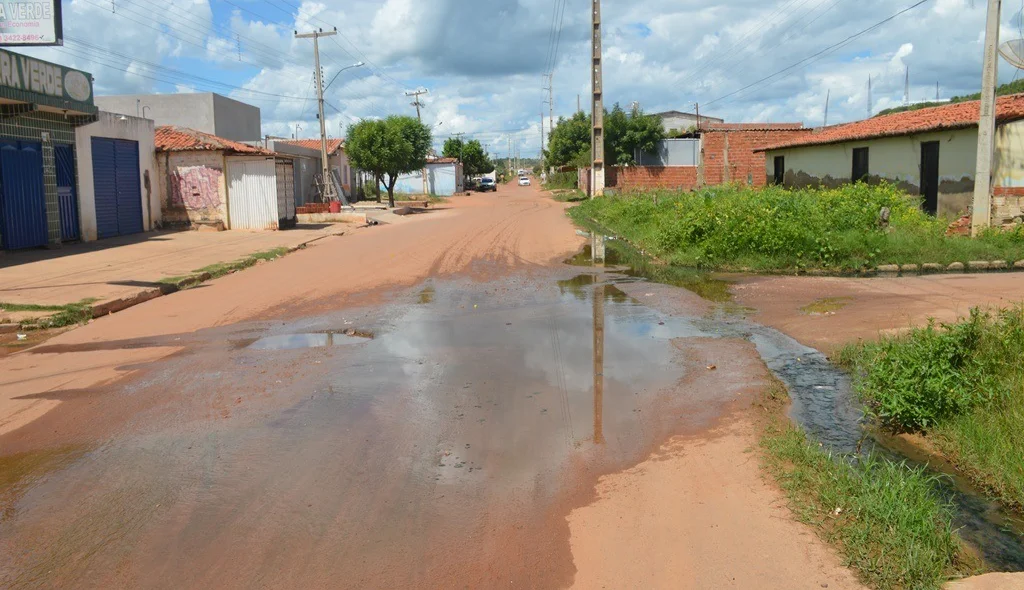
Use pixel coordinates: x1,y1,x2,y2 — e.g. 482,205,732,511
543,170,578,191
0,299,99,329
840,307,1024,511
759,385,977,589
569,183,1024,271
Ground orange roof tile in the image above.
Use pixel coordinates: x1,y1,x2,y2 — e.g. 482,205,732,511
155,126,273,155
277,138,344,154
760,93,1024,151
703,122,805,131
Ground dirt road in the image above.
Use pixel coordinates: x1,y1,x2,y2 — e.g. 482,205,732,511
0,182,862,589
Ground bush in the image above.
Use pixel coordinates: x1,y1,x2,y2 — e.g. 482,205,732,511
543,170,577,190
841,307,1024,431
569,183,1024,271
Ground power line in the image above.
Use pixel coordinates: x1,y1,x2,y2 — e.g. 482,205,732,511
702,0,933,108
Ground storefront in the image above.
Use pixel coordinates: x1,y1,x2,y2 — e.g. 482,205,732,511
0,48,97,250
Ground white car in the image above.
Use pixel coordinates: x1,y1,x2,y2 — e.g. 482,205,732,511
518,176,531,186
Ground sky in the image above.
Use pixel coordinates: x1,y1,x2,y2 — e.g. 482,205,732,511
21,0,1024,157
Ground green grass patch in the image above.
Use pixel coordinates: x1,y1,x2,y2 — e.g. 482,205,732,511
759,386,978,589
194,247,290,280
839,307,1024,512
569,183,1024,272
549,189,587,202
801,297,853,315
0,299,99,329
543,170,578,191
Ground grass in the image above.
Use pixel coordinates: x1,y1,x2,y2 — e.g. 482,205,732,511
0,299,100,329
569,183,1024,272
549,189,587,202
759,384,979,589
543,170,578,191
838,307,1024,513
801,297,853,315
160,247,292,288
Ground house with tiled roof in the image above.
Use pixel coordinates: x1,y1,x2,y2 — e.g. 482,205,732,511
759,94,1024,219
156,126,295,230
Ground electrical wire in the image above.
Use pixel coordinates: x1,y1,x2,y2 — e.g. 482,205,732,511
702,0,933,108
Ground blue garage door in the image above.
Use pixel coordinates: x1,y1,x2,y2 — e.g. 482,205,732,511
0,140,47,250
92,137,143,239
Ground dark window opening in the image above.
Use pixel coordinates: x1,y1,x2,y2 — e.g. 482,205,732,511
773,156,785,185
852,147,869,183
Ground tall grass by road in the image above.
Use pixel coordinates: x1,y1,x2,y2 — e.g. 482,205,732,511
569,183,1024,271
759,385,977,589
839,307,1024,513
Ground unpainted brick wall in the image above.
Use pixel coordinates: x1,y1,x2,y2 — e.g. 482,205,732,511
613,166,698,191
701,129,811,187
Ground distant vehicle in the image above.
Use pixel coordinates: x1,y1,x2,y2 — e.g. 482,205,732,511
518,176,531,186
517,169,526,176
477,177,497,192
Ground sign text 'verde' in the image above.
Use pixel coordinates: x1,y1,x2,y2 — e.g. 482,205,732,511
0,48,62,97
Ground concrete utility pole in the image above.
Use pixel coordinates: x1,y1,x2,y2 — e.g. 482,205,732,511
546,73,554,140
824,89,830,126
590,0,605,198
868,76,872,118
540,111,545,165
406,89,430,195
295,28,338,201
973,0,1002,235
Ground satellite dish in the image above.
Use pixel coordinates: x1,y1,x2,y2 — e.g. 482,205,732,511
999,39,1024,69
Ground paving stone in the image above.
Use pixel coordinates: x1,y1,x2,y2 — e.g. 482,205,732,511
947,262,965,271
876,264,900,273
968,261,991,271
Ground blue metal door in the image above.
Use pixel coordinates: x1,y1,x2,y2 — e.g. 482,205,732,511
92,137,118,239
0,140,47,250
114,140,143,235
55,145,79,241
92,138,142,238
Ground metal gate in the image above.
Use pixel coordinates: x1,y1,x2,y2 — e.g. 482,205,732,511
0,140,47,250
227,157,278,230
92,137,143,239
275,160,295,226
55,145,79,241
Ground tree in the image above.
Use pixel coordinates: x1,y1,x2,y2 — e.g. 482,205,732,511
546,111,591,168
443,138,494,177
345,116,431,207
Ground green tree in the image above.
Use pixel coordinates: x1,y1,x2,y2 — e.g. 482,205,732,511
545,106,664,169
346,115,432,207
546,111,591,168
443,138,494,177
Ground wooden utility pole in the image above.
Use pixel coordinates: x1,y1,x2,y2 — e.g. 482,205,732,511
406,89,430,196
590,0,605,198
972,0,1001,235
295,28,337,201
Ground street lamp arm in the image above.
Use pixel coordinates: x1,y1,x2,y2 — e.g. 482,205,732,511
324,62,365,92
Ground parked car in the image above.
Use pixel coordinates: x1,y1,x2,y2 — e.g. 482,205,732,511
477,177,497,192
518,176,531,186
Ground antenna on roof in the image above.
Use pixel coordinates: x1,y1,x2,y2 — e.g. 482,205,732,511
824,89,830,126
904,66,910,106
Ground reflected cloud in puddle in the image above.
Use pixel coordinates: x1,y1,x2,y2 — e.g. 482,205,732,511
248,330,373,351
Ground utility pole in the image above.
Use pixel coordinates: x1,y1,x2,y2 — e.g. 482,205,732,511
973,0,1002,235
295,28,338,201
904,66,910,106
546,73,554,140
406,89,430,195
936,81,940,101
507,136,512,179
540,111,545,167
577,94,581,113
590,0,605,198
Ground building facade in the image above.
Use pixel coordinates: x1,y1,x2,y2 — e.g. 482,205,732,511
652,110,724,135
0,48,99,251
97,93,261,142
390,158,464,196
270,138,359,203
761,95,1024,219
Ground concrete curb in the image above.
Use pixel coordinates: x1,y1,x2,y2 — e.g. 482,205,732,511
75,231,344,323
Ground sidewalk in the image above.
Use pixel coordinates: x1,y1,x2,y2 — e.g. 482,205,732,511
0,224,346,313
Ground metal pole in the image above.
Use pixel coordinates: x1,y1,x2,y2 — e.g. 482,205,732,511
295,28,338,201
972,0,1001,235
590,0,605,198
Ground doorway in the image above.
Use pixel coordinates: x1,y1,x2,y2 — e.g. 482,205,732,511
773,156,785,185
920,141,940,215
852,147,869,183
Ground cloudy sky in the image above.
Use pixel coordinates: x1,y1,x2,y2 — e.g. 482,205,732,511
23,0,1024,156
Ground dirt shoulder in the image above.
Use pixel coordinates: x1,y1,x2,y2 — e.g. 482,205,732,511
731,272,1024,355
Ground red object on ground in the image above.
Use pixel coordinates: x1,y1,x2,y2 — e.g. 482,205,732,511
329,201,341,213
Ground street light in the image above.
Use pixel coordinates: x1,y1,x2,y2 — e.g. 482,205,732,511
294,124,301,139
142,105,151,119
324,61,365,92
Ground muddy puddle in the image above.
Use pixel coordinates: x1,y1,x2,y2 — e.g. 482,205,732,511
569,234,1024,571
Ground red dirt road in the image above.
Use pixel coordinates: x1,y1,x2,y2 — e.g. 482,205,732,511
0,183,864,589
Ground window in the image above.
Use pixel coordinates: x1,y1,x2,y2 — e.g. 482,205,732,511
852,147,869,183
773,156,785,185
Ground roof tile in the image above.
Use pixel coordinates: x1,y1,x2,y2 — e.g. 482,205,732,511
277,138,344,154
761,93,1024,151
155,126,273,155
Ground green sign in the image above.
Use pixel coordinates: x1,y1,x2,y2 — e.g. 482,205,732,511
0,47,92,106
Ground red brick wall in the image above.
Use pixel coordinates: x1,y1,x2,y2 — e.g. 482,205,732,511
613,166,698,191
994,186,1024,197
701,129,812,187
